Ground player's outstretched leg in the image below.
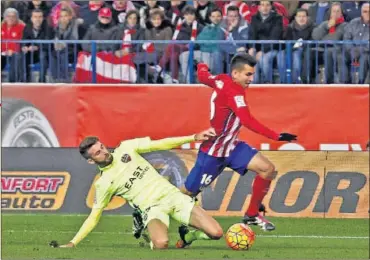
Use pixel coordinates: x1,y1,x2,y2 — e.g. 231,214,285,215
243,152,276,231
147,219,169,250
176,206,223,248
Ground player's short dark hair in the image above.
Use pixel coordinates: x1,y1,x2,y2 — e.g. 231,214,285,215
79,136,99,159
209,7,222,17
230,53,257,72
227,5,239,14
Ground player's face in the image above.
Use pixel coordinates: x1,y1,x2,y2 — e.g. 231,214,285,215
87,141,113,165
232,64,255,88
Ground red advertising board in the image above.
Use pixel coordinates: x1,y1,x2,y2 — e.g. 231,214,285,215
2,84,369,150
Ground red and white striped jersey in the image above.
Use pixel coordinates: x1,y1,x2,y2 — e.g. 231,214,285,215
197,63,279,157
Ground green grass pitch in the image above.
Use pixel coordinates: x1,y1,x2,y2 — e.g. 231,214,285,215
2,214,369,259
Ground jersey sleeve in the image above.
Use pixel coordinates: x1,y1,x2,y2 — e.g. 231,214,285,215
116,137,152,154
70,208,103,246
227,91,280,140
197,63,222,88
93,183,114,209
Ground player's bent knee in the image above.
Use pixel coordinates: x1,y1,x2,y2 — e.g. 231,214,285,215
208,224,223,240
152,239,169,249
259,163,276,180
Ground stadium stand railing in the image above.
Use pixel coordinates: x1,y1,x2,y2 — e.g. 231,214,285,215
1,40,368,84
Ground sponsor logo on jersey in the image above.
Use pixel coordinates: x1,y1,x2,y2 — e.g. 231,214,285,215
234,95,246,108
1,172,70,210
215,80,224,89
124,166,149,190
121,154,131,163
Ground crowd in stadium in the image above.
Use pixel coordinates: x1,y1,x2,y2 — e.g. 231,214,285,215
1,0,369,84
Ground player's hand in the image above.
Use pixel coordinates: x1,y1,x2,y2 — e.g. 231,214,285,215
59,242,75,248
278,133,297,142
195,62,210,73
195,128,216,141
49,240,75,248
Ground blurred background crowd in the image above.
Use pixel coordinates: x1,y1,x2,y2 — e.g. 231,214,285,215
1,0,369,84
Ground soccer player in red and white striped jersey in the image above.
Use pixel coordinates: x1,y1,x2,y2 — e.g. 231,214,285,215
180,53,297,231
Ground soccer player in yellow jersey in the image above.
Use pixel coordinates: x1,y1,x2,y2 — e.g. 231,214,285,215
55,128,223,249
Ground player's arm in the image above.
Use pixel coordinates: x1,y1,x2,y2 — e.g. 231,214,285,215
57,208,104,248
228,94,296,141
136,128,216,153
196,63,220,88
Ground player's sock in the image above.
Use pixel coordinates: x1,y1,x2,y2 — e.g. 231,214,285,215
246,175,271,216
193,197,200,206
185,230,211,243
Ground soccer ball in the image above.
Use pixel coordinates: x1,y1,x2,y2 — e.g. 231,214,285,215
225,223,256,250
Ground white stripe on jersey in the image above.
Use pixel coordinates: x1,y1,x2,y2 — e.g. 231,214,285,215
217,116,240,157
224,129,239,157
208,112,233,155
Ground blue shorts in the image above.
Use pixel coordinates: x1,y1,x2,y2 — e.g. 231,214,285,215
184,142,258,194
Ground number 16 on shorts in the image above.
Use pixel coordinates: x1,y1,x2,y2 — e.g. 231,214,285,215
200,174,213,189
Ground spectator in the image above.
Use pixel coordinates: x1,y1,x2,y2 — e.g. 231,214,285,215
144,8,173,81
179,7,225,82
248,1,289,28
23,1,51,24
342,1,364,21
49,0,80,28
302,2,347,84
248,1,284,83
308,0,331,26
223,0,252,24
1,8,25,82
79,0,107,26
165,0,186,26
156,5,203,83
277,8,314,83
139,0,165,29
50,7,86,82
111,0,137,24
114,10,145,56
82,7,117,53
113,10,159,83
114,10,149,58
18,9,53,82
220,5,249,58
1,1,28,23
338,3,369,84
194,0,216,26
